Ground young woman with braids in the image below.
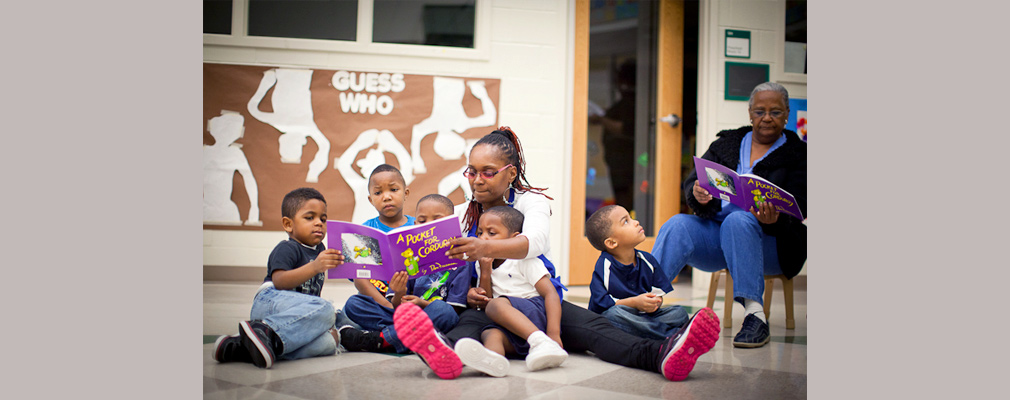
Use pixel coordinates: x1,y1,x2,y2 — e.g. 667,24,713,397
392,127,721,381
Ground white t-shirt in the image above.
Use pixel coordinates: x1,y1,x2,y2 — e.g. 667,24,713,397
476,257,551,299
453,190,552,260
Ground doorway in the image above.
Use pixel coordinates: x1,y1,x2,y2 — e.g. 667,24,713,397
569,0,699,285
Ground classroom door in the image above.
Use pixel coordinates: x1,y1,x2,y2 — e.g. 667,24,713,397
569,0,684,285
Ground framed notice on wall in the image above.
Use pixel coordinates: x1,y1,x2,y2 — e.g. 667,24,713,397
724,62,769,101
725,29,750,58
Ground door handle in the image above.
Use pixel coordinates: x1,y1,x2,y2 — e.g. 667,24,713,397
660,114,680,128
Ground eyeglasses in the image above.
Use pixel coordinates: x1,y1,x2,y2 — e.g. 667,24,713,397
751,109,786,119
462,164,513,180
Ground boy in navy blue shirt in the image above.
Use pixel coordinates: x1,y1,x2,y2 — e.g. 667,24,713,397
340,192,469,353
212,188,346,368
585,205,688,340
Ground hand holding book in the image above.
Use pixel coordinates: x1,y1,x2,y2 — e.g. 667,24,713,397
749,200,780,224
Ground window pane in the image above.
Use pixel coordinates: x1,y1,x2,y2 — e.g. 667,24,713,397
373,0,475,48
248,0,358,41
204,0,232,35
785,0,806,74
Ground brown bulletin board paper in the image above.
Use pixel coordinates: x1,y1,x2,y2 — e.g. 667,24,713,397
203,63,501,231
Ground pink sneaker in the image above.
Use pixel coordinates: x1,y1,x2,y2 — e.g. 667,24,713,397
659,307,721,381
393,302,462,379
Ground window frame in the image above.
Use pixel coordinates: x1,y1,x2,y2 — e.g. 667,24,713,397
203,0,490,61
776,0,806,84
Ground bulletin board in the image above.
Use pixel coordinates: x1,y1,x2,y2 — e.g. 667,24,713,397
724,62,769,101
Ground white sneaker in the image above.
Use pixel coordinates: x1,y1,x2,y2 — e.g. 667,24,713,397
524,331,567,371
454,338,509,377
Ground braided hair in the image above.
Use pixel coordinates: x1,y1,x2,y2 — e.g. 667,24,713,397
462,126,552,233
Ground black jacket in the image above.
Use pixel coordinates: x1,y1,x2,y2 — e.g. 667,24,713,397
684,126,807,278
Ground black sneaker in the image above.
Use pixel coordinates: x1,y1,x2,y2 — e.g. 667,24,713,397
213,334,252,363
338,326,386,352
239,320,284,369
733,313,770,348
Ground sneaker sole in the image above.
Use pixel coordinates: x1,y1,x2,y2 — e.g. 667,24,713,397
662,307,720,381
393,303,462,379
525,350,567,372
455,338,509,377
212,335,232,363
733,335,770,348
239,321,274,369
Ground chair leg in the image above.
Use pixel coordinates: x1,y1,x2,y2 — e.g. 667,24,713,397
723,271,734,329
706,269,719,310
782,276,795,329
763,277,774,319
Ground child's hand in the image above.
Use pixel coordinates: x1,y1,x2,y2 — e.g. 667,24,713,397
547,329,563,349
313,249,344,274
478,257,494,270
467,287,490,309
401,295,430,308
637,293,662,313
389,271,409,296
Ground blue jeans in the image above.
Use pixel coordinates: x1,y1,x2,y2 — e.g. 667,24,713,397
250,286,337,361
651,208,782,306
343,294,460,353
601,305,689,340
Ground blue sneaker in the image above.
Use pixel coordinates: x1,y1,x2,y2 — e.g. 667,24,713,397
733,313,770,348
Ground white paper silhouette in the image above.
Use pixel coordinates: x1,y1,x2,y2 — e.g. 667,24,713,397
204,111,262,226
410,78,496,174
436,139,478,200
247,68,330,183
334,129,415,224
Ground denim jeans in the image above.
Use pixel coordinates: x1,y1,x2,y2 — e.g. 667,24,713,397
343,293,460,353
250,286,337,361
601,305,689,340
651,208,782,306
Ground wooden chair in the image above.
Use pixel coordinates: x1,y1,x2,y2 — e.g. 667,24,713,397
705,270,795,329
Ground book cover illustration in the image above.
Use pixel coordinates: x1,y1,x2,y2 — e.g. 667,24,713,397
693,156,804,220
326,215,466,281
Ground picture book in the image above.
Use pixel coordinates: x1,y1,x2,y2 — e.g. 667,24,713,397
326,215,466,281
693,156,804,220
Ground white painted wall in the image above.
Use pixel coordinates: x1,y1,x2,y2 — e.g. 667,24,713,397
204,0,808,292
203,1,576,285
694,0,808,293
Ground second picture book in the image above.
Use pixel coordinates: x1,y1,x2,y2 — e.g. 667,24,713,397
693,156,804,220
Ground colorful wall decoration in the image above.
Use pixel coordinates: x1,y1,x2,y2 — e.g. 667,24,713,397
786,98,807,141
203,63,501,231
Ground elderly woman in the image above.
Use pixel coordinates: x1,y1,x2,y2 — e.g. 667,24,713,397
651,82,807,348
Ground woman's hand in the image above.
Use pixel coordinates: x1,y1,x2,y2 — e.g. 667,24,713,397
446,236,489,261
466,287,490,309
693,180,713,205
750,201,780,224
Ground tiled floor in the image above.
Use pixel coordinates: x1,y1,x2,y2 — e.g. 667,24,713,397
204,276,806,399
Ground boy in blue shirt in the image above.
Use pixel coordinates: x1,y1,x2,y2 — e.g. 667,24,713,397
585,205,689,340
355,164,416,308
212,187,346,368
340,191,469,353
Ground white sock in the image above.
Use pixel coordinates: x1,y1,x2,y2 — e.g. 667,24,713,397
744,299,767,323
527,330,549,345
